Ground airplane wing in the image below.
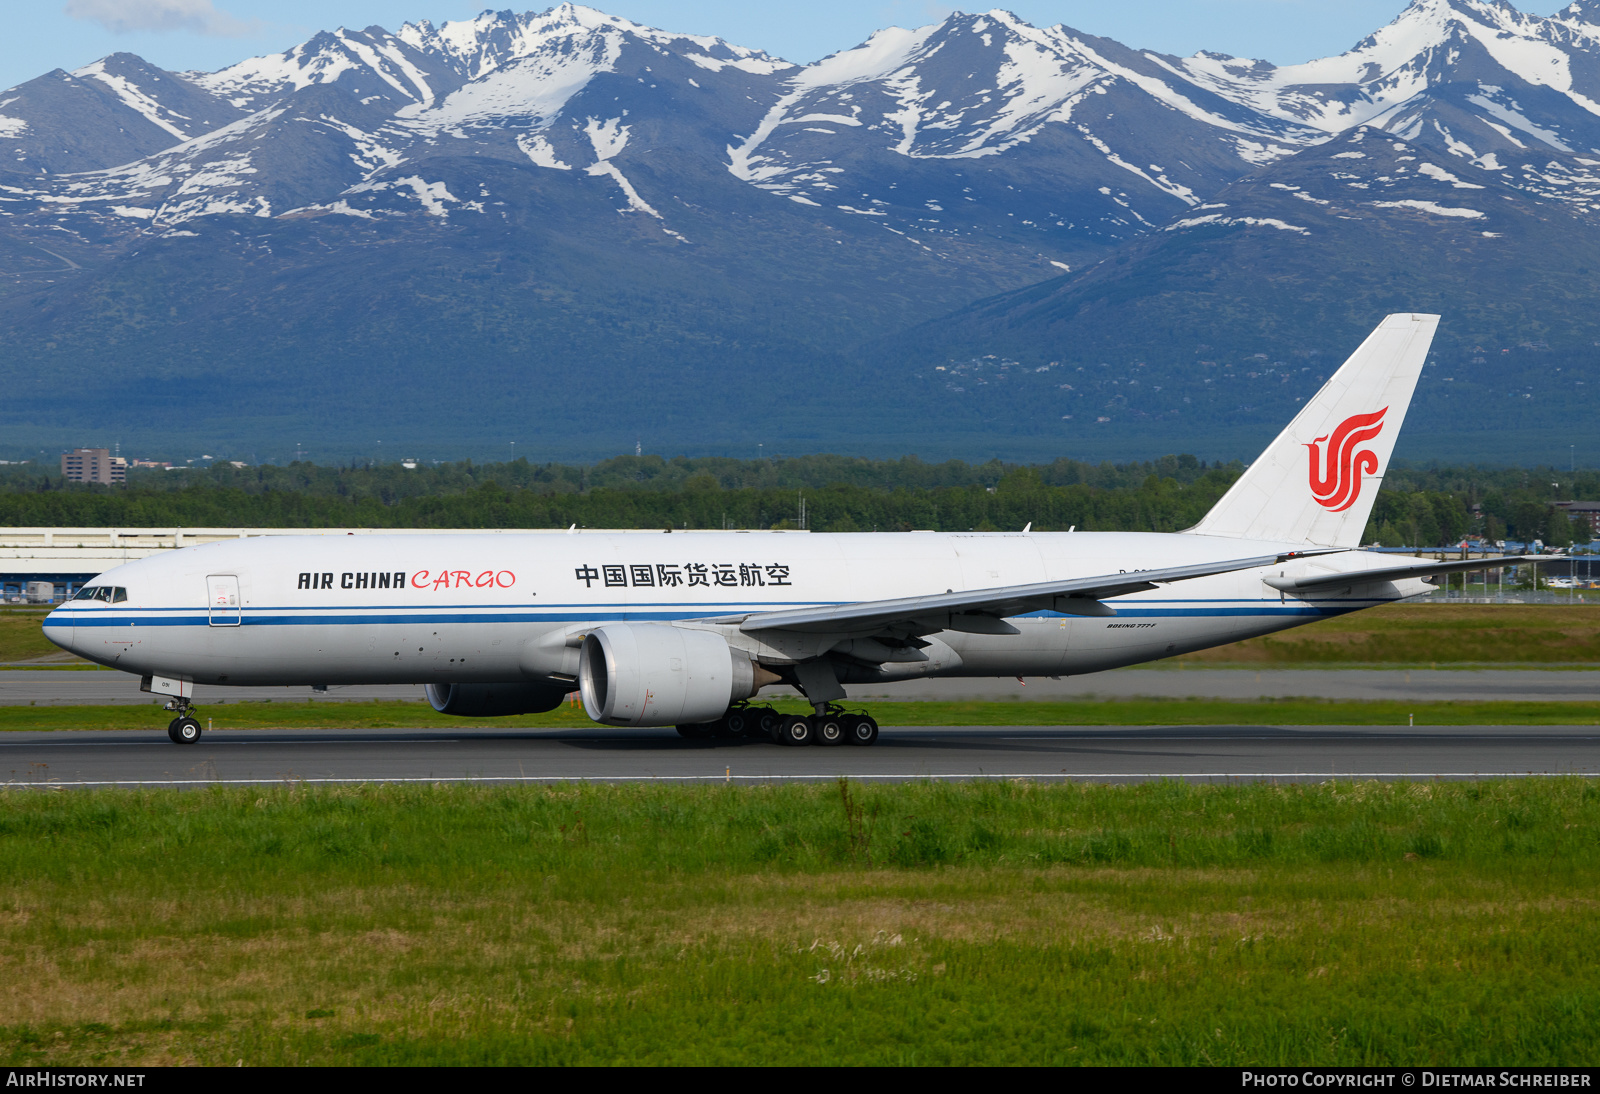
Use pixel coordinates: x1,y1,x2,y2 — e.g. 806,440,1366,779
1263,554,1543,592
739,549,1340,637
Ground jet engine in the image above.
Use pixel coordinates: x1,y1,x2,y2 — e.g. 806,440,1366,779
579,624,762,727
424,682,570,717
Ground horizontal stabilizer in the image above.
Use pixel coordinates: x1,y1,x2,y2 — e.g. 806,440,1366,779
1264,554,1543,592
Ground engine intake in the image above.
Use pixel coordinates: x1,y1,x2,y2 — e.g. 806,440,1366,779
579,624,759,727
425,682,569,717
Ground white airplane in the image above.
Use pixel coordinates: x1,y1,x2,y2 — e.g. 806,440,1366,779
44,313,1526,746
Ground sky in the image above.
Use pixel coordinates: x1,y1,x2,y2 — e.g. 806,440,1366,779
0,0,1578,91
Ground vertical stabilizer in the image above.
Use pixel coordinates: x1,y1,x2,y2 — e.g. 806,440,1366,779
1187,313,1439,547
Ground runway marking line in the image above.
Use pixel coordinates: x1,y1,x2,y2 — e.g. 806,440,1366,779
0,739,471,748
4,771,1597,788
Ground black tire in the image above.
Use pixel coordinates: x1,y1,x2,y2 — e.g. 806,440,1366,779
815,715,847,746
754,708,782,737
845,715,879,746
722,709,750,736
169,717,202,745
777,715,814,746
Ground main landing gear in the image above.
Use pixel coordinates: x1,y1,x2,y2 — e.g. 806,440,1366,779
163,698,202,745
676,704,879,747
775,706,879,747
676,704,781,741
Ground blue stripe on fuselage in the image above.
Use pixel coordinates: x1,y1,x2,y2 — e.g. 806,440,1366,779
57,599,1395,628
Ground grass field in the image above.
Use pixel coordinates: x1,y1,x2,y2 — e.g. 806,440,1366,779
0,609,75,664
3,696,1600,732
1176,604,1600,665
0,779,1595,1065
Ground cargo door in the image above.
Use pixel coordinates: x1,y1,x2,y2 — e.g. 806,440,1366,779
207,574,241,626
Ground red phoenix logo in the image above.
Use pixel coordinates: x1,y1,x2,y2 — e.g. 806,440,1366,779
1306,408,1387,512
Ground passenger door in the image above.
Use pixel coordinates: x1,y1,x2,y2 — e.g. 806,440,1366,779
207,574,241,627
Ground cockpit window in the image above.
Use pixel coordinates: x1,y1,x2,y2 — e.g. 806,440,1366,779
70,586,126,603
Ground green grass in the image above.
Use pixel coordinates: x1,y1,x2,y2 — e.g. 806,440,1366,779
0,779,1595,1065
2,697,1598,733
0,608,81,664
1177,604,1600,665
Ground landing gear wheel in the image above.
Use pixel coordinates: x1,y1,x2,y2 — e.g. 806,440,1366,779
777,715,814,747
814,715,847,746
753,708,782,738
168,717,202,745
844,715,879,746
721,709,751,737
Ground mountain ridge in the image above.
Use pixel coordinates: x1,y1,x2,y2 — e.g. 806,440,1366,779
1,1,1597,464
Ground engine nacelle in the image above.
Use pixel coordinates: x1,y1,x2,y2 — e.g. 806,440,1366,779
579,624,758,727
425,682,569,717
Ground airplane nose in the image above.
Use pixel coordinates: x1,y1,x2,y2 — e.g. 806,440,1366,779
41,608,76,654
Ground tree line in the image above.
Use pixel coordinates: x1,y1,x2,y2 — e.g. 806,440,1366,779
0,455,1590,546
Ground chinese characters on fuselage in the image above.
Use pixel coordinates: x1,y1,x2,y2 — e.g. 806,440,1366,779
573,563,792,589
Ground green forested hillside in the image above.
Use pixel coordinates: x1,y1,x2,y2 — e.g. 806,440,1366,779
0,456,1592,546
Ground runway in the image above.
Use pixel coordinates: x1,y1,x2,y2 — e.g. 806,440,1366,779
2,667,1596,705
4,724,1597,786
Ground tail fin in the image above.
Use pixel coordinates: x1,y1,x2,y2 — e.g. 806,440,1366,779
1187,313,1439,548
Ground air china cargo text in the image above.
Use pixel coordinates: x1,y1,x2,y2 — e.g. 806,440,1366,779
296,571,516,591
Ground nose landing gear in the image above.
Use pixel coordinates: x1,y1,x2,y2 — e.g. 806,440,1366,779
168,717,202,744
163,698,202,744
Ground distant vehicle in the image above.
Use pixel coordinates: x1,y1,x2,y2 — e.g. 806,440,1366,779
45,314,1536,747
24,581,55,604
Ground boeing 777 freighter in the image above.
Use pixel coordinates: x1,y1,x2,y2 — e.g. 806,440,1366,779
44,314,1524,746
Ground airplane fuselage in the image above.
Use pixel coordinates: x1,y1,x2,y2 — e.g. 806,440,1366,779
43,529,1427,688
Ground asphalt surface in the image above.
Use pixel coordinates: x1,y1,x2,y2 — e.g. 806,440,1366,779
4,724,1596,786
2,668,1597,705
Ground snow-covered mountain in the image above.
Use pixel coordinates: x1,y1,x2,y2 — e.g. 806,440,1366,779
12,1,1600,245
0,52,245,173
4,0,1600,461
